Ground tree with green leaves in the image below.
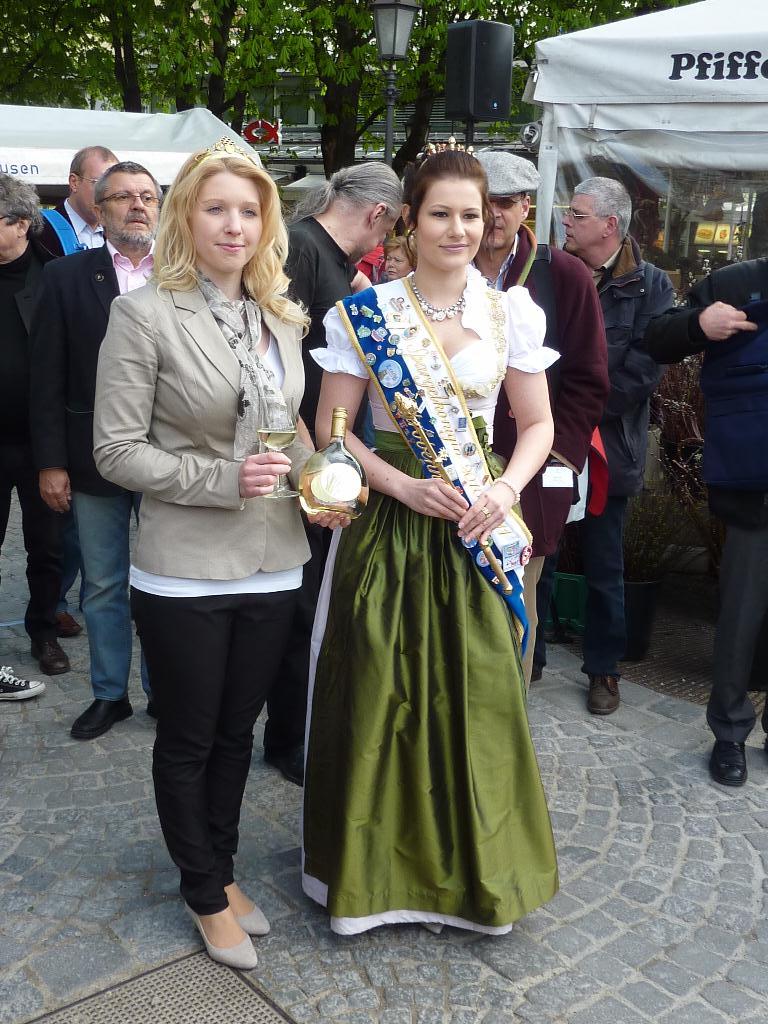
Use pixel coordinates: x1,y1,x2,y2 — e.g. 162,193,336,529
0,0,695,177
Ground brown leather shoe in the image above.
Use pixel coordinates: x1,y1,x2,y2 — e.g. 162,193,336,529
587,674,620,715
30,639,71,676
56,611,83,638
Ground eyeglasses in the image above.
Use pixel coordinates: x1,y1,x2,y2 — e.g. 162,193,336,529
489,194,526,209
563,207,602,220
100,192,161,207
74,174,101,185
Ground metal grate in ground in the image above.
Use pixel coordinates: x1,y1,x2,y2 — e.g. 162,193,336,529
27,953,295,1024
556,574,766,713
619,599,719,704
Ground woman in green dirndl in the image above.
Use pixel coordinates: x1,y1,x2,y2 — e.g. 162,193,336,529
303,151,559,935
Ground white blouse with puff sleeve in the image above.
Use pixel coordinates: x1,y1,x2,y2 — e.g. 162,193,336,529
312,266,558,442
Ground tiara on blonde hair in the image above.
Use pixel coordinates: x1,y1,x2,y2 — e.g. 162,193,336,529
192,137,262,169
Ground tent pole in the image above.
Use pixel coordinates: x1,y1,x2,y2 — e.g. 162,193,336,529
535,109,558,243
662,171,673,254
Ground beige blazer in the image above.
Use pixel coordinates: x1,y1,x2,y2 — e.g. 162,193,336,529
94,283,312,579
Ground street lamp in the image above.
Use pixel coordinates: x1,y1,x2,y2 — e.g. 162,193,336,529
373,0,420,166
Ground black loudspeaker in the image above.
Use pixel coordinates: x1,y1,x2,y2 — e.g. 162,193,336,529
445,20,514,121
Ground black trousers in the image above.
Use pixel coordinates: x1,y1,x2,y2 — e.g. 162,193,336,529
131,586,297,915
264,523,329,757
708,522,768,742
0,442,61,645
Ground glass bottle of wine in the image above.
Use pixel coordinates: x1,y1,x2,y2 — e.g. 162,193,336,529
299,407,368,519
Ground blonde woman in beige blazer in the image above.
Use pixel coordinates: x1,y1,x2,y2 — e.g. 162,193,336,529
94,144,346,971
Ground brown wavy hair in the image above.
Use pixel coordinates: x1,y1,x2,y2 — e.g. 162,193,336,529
154,152,307,328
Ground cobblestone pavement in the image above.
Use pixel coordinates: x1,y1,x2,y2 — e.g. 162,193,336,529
2,497,768,1024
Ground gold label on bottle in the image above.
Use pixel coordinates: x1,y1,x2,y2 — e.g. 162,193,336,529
310,464,361,504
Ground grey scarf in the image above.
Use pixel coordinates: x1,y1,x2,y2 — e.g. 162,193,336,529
198,275,291,459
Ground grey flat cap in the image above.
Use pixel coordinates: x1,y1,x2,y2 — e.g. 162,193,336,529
476,151,541,195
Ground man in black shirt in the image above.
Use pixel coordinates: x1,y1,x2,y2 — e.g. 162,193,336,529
0,174,68,694
263,163,402,784
287,164,403,437
287,216,359,433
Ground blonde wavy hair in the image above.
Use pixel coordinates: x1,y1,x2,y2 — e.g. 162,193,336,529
154,152,307,329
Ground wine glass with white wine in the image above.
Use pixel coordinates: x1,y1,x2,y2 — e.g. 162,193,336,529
257,412,298,499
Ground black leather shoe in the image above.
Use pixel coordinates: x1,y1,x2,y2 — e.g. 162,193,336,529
709,740,747,786
71,698,133,740
31,639,71,675
264,745,304,786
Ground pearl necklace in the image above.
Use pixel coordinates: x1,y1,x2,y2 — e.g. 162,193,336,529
410,280,466,322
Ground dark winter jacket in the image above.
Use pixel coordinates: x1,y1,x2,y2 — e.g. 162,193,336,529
644,257,768,528
596,236,672,496
29,245,126,496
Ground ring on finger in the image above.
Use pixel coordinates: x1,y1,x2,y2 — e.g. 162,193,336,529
481,506,491,518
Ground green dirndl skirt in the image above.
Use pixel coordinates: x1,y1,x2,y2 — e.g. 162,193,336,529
302,426,558,934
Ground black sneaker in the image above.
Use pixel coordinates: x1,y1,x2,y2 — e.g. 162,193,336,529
0,665,46,701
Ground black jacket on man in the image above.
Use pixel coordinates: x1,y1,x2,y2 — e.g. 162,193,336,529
29,244,124,497
595,236,673,497
644,257,768,529
0,238,54,442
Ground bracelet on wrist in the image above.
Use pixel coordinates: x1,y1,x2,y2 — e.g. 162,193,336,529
493,478,520,506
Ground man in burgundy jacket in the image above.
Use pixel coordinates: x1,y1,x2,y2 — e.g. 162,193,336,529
475,151,609,684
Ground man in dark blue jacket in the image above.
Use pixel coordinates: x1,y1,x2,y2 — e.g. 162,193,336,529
563,177,673,715
645,259,767,786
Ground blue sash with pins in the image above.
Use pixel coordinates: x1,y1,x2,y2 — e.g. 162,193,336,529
336,278,533,651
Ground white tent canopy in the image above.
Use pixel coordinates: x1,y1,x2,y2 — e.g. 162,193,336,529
526,0,768,239
0,105,257,188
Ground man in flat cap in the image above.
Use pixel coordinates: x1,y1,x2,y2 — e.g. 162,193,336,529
475,150,609,687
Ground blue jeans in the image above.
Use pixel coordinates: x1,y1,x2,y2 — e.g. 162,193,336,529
72,491,150,701
57,509,84,614
581,495,628,679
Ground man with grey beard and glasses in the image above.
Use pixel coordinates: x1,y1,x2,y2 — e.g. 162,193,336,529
30,162,161,741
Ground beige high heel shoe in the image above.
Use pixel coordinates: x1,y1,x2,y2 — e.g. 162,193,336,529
235,903,270,936
185,905,258,970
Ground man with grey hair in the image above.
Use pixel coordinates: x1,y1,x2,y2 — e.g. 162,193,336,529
288,162,403,434
39,146,118,642
262,163,402,785
30,160,161,740
561,176,673,715
0,173,68,695
474,151,609,687
37,139,116,646
39,145,118,257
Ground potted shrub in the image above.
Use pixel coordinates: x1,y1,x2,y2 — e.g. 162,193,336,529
622,488,698,660
653,356,725,572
